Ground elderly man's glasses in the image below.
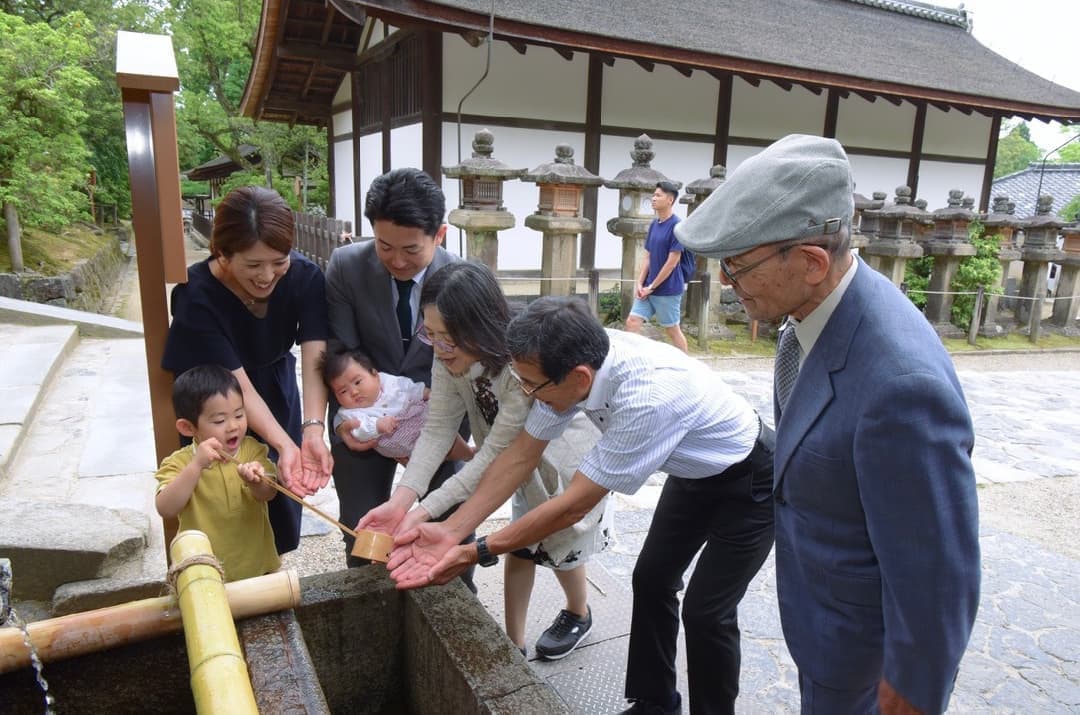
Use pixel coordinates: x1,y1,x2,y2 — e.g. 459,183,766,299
719,244,800,286
414,324,457,353
508,364,553,396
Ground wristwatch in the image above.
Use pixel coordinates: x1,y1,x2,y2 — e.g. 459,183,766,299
475,536,498,567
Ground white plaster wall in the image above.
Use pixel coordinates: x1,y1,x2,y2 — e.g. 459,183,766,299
440,122,584,266
916,161,986,209
333,110,352,137
333,140,355,227
333,75,351,106
923,107,991,159
729,78,828,141
357,133,382,234
601,60,716,135
725,144,766,175
836,95,916,152
442,37,587,123
845,153,910,199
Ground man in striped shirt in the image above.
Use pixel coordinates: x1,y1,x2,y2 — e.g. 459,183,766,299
390,296,774,715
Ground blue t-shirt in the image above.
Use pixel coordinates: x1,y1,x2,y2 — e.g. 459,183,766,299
644,214,684,296
163,251,329,451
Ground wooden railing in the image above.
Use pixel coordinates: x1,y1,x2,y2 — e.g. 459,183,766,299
293,212,353,270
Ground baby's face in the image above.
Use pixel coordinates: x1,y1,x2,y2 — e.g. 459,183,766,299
331,361,381,409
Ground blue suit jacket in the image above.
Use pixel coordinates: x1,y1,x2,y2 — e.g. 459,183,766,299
773,258,980,713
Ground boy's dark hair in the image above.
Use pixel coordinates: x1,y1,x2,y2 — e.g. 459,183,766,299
318,342,378,385
364,168,445,236
506,296,609,384
656,180,679,201
172,365,243,423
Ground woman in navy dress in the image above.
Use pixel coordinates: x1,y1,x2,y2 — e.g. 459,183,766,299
163,186,332,553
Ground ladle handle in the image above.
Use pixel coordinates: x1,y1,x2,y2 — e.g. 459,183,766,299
228,456,358,538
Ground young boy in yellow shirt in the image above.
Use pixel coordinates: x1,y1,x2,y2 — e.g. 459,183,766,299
155,365,280,581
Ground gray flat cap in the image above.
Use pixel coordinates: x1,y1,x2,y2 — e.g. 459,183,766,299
675,134,854,259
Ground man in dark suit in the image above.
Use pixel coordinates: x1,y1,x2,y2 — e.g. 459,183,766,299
677,135,980,714
325,168,466,570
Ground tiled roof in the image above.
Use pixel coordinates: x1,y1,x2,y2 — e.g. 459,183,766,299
379,0,1080,117
991,163,1080,219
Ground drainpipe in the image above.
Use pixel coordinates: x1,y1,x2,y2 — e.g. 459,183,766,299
170,530,259,715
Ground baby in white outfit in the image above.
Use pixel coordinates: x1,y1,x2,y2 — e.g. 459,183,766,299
320,345,472,461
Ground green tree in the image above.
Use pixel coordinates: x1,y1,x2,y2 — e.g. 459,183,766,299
0,11,96,243
994,124,1041,178
950,223,1002,329
1061,194,1080,223
1058,141,1080,163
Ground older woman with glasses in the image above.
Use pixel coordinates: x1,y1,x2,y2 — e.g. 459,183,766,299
359,262,611,660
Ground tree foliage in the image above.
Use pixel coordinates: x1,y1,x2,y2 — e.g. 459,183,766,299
0,11,96,231
1061,194,1080,223
994,124,1041,179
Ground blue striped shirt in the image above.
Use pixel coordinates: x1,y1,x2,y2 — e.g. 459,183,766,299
525,330,759,494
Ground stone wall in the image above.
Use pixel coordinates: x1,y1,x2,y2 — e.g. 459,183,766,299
0,226,128,313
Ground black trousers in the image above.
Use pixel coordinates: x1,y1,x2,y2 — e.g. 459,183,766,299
331,443,475,591
625,424,776,715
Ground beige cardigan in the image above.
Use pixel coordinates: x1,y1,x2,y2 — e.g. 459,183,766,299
398,361,607,565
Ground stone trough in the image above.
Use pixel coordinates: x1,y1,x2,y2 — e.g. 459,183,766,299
1,568,568,714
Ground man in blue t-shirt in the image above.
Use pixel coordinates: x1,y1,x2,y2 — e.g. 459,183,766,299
625,180,688,353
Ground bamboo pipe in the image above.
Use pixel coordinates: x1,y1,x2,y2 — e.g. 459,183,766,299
170,529,258,715
0,569,299,675
230,457,393,562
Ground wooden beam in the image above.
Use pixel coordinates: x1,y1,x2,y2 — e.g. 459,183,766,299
823,88,840,139
954,104,974,115
554,46,574,61
582,53,603,271
634,58,655,73
351,70,363,222
797,82,824,96
907,101,927,200
276,41,359,71
380,57,391,172
326,121,335,218
714,72,733,168
771,78,793,92
880,94,903,106
262,97,331,118
980,114,1001,212
672,64,693,78
319,6,337,46
930,101,951,113
601,54,615,67
508,40,527,55
737,73,760,87
854,90,877,104
459,29,485,47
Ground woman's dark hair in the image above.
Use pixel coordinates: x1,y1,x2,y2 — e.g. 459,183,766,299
420,261,511,373
364,168,445,237
317,342,378,385
210,186,294,258
506,297,609,383
172,365,243,423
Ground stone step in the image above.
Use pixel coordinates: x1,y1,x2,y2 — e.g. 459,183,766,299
0,322,79,481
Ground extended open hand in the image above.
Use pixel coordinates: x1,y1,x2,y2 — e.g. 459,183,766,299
388,523,464,589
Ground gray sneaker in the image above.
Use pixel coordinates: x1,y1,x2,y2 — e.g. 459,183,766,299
534,606,592,660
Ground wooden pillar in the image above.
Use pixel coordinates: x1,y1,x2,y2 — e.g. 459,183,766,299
351,70,364,226
713,73,732,168
980,115,1002,212
907,102,927,199
823,89,840,139
380,57,392,173
421,30,443,185
326,123,336,219
581,54,604,270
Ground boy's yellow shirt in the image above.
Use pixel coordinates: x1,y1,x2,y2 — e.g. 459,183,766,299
155,436,281,582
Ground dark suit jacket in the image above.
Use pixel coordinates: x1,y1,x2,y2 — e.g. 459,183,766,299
773,257,980,714
325,240,459,386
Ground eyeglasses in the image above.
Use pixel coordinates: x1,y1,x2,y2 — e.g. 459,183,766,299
414,324,457,353
507,364,553,396
719,244,799,286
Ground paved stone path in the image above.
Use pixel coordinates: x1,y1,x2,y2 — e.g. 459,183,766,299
587,367,1080,714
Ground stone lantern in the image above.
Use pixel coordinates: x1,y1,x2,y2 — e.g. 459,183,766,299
603,134,681,318
442,129,526,271
979,195,1023,336
852,190,885,249
923,189,978,334
681,165,726,321
521,144,604,297
1015,195,1066,330
861,186,929,287
1051,220,1080,334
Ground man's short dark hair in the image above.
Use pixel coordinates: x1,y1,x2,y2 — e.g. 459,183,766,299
172,365,243,423
506,297,609,383
364,168,446,236
656,180,679,201
318,342,377,385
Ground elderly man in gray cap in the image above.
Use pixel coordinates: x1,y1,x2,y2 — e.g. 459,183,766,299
677,134,980,715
